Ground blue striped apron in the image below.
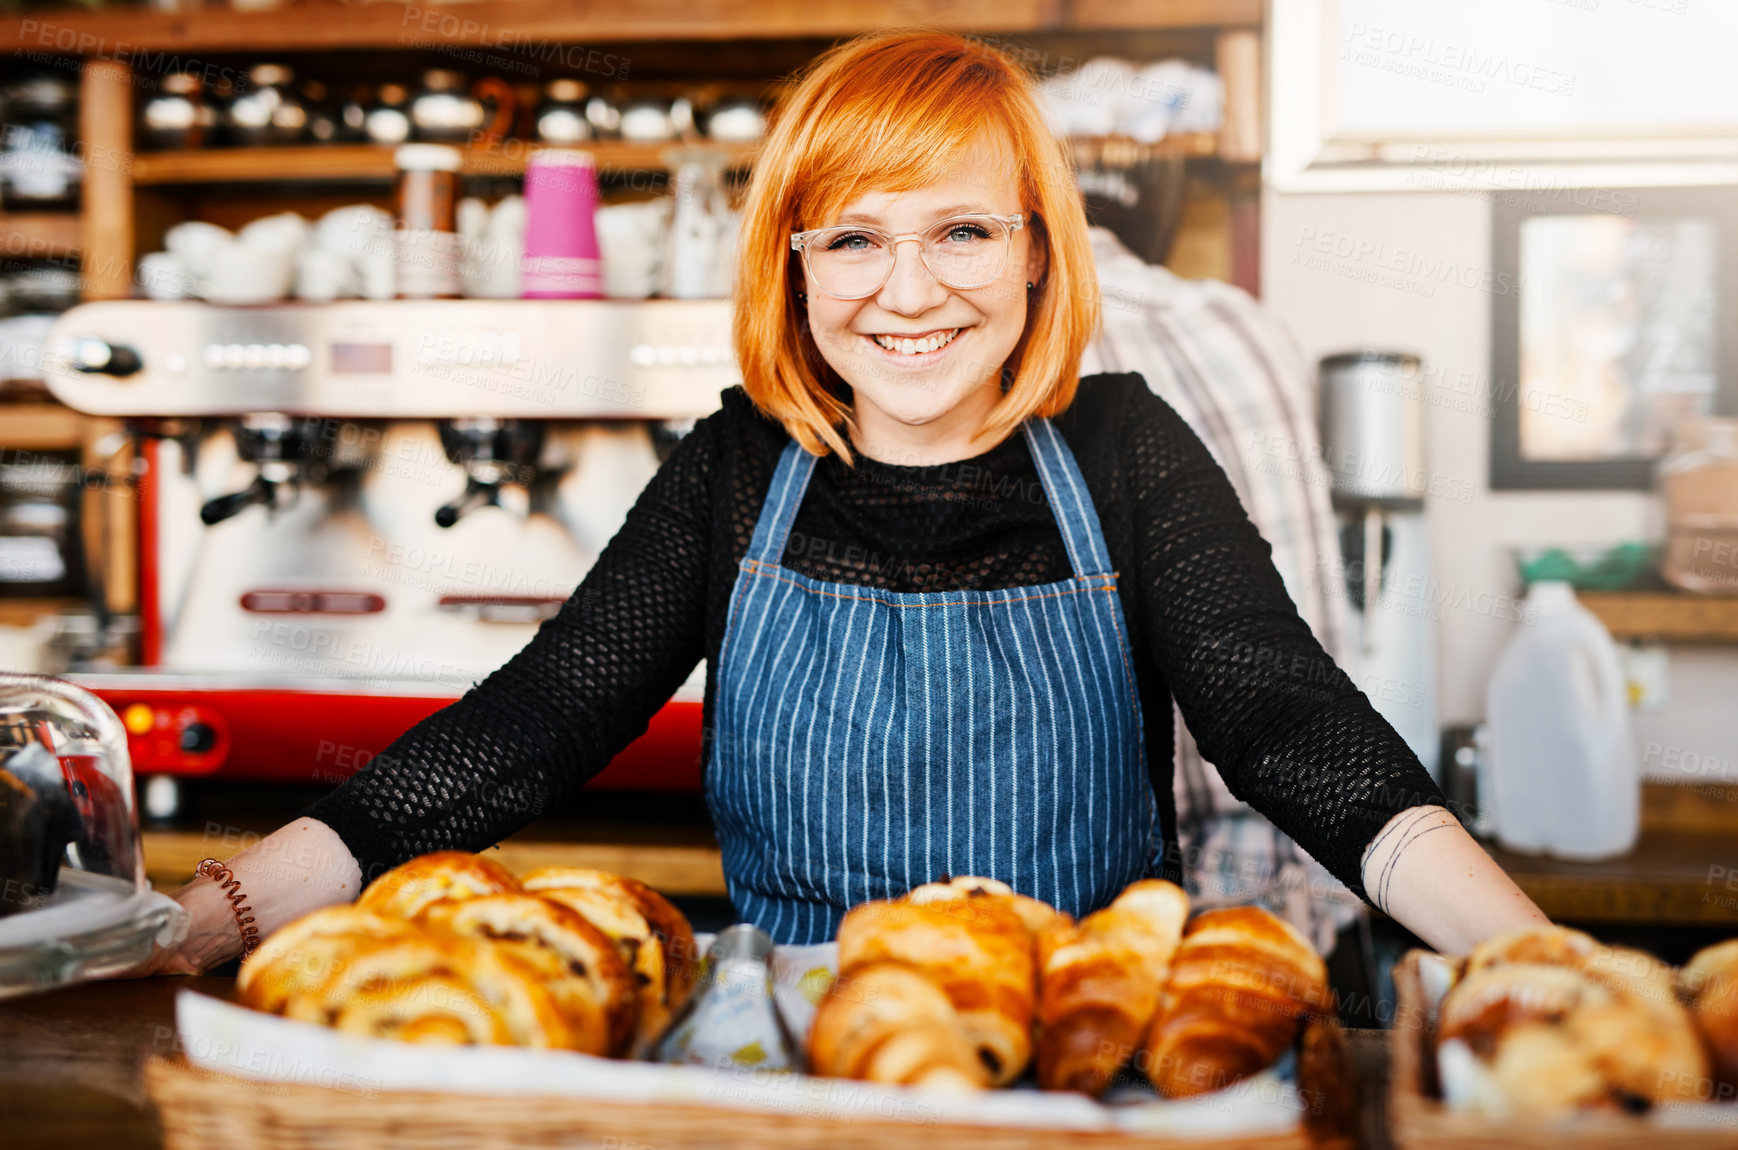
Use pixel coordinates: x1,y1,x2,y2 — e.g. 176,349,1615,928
708,419,1155,944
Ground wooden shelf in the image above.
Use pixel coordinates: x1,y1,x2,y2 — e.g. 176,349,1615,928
143,830,727,896
133,134,1225,187
0,212,81,258
131,140,761,185
1577,590,1738,642
0,597,81,628
0,402,87,450
1,0,1256,53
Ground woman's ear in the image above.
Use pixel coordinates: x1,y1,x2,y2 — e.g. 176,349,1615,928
1024,214,1050,291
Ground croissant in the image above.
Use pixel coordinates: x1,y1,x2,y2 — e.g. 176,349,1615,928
356,851,521,919
1681,939,1738,1087
906,875,1067,936
1439,954,1709,1114
837,884,1041,1085
1036,879,1190,1095
417,893,631,1055
1463,924,1603,976
520,866,699,1051
807,962,989,1090
1142,905,1329,1098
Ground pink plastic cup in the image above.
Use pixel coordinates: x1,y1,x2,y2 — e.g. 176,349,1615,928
521,148,603,299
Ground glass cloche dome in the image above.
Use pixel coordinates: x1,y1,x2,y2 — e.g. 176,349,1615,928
0,673,185,996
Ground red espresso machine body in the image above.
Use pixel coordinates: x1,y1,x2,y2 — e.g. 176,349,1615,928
42,300,732,794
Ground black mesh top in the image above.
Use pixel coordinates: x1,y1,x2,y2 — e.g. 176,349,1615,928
300,373,1448,905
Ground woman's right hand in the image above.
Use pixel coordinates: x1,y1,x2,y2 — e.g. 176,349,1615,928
111,817,364,978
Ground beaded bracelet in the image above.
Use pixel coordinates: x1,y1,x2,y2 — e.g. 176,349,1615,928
196,857,261,958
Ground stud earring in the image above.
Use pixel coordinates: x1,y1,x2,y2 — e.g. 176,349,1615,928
1026,281,1036,290
797,291,808,302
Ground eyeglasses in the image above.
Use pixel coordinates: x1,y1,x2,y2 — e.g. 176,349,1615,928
789,213,1025,301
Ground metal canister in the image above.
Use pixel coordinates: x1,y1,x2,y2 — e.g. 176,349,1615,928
1318,350,1427,508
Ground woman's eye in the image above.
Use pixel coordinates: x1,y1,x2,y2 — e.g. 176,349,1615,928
941,223,993,244
825,231,879,253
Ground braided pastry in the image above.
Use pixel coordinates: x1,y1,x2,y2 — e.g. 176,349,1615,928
418,893,632,1055
1036,879,1190,1095
521,866,698,1051
808,962,989,1090
1142,906,1330,1098
837,882,1043,1086
356,851,521,919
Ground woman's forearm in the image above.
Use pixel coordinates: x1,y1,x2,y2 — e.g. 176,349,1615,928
1360,804,1550,955
151,817,362,974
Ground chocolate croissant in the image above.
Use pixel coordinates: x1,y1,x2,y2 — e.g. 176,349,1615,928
356,851,521,919
520,866,698,1052
808,961,989,1090
1142,905,1329,1098
1037,879,1190,1095
1681,939,1738,1087
837,881,1045,1086
1440,931,1710,1115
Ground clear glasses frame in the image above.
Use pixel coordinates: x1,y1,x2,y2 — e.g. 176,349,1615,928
789,213,1026,300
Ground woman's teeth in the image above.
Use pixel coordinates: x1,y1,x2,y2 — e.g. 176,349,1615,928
873,329,960,356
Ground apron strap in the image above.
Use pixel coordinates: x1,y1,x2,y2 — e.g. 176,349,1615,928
746,440,819,564
1023,418,1115,578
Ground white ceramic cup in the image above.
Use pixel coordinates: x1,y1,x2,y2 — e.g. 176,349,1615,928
135,250,195,300
164,221,234,283
200,237,294,304
295,248,354,301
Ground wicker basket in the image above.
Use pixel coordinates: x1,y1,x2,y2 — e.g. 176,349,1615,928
1388,949,1738,1150
146,1052,1354,1150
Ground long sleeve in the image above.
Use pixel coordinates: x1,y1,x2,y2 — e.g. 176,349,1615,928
297,416,718,884
1117,380,1448,903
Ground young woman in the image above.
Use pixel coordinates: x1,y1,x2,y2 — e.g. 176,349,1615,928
142,31,1547,971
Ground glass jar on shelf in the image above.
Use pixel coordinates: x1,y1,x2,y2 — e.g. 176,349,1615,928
1,75,81,212
1658,417,1738,595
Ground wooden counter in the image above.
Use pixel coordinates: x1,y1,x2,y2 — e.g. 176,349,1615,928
0,974,235,1150
0,975,1388,1150
1489,781,1738,926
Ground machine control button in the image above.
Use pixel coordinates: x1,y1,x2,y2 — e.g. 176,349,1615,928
285,343,312,369
264,343,287,369
678,344,700,366
180,723,217,754
203,344,225,368
629,344,656,367
165,352,187,373
655,344,678,365
242,344,267,369
221,344,246,369
122,703,155,735
699,344,721,365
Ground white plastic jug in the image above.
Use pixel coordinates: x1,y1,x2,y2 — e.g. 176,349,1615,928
1485,581,1638,859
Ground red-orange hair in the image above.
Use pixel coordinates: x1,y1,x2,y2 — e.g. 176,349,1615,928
733,30,1099,461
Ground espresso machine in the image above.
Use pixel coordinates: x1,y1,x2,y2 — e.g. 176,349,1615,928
38,300,735,814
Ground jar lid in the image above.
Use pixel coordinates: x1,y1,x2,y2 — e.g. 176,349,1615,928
394,143,464,172
547,78,588,101
249,63,294,87
3,76,76,110
421,69,466,92
160,72,202,96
